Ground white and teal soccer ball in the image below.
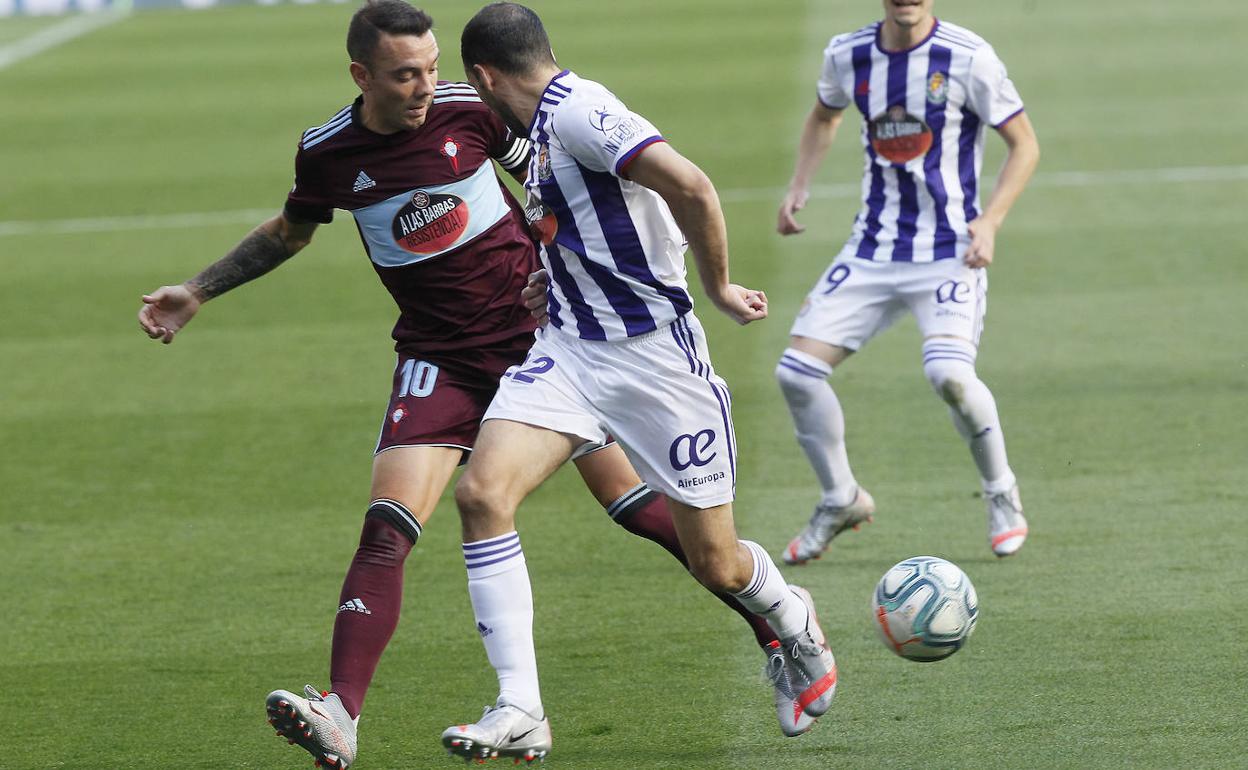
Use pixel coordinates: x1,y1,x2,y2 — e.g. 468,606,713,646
872,556,978,662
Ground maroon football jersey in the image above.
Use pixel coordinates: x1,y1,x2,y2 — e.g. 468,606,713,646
285,82,539,353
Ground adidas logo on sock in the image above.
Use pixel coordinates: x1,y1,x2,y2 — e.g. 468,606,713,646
477,621,493,638
352,170,376,192
338,598,372,615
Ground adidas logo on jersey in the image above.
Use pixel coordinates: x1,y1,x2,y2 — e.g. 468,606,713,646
352,170,376,192
338,598,371,615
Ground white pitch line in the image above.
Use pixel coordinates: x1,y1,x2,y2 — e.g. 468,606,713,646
1,164,1246,238
0,208,277,237
0,7,131,71
717,163,1248,204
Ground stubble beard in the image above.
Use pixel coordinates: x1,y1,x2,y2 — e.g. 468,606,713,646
482,90,531,137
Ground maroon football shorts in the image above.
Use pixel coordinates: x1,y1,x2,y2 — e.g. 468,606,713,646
374,333,535,457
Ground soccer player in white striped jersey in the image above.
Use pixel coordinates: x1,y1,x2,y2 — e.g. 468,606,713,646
437,3,838,761
775,0,1040,564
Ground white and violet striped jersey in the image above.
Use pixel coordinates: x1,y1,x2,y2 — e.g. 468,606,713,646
523,70,694,342
817,20,1024,263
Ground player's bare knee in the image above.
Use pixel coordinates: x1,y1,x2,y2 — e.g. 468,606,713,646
687,552,748,594
454,472,509,525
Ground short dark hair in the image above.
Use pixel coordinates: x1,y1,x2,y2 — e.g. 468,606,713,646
347,0,434,66
461,2,556,75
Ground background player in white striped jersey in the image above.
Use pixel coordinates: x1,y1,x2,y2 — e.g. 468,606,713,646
438,3,838,762
774,0,1040,564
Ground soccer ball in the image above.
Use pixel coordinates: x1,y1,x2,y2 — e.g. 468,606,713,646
872,556,978,661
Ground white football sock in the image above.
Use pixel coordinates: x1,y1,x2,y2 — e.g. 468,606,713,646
732,540,810,639
776,348,859,508
922,339,1015,495
462,532,542,716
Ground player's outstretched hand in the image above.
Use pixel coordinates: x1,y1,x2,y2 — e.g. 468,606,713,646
965,217,998,268
777,188,809,235
138,284,202,344
521,269,550,326
710,284,768,325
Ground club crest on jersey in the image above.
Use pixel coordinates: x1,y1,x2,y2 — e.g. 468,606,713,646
392,190,470,255
927,72,949,104
869,104,933,164
440,136,461,173
535,144,553,182
389,403,407,436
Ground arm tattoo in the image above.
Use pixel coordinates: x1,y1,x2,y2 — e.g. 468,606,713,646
188,226,295,300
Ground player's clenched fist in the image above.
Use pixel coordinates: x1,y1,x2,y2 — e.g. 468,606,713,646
964,217,998,269
138,284,202,344
709,284,768,325
521,269,550,326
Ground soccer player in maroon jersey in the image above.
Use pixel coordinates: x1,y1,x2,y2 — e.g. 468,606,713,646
137,3,802,767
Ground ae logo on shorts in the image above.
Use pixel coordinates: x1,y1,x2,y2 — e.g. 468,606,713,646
669,429,717,471
935,280,971,304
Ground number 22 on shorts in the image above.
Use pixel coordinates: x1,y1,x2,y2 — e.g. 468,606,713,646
505,356,555,384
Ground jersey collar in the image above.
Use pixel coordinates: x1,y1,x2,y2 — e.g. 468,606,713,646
527,69,573,142
875,18,939,56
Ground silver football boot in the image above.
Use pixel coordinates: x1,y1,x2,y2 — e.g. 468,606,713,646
265,685,357,769
441,701,551,764
779,585,838,718
988,483,1028,557
764,640,818,736
782,487,876,565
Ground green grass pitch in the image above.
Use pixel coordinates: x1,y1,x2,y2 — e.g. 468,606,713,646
2,1,1246,767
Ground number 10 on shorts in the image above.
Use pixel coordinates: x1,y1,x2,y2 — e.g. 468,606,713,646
399,359,439,398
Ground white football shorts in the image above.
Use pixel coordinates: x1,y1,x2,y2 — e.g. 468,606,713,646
483,314,737,508
789,257,987,350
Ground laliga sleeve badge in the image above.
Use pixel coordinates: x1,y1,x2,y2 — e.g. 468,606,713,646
440,136,461,173
589,106,621,134
869,104,933,165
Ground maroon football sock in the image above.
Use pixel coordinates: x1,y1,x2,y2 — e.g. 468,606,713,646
329,504,420,718
607,485,779,647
